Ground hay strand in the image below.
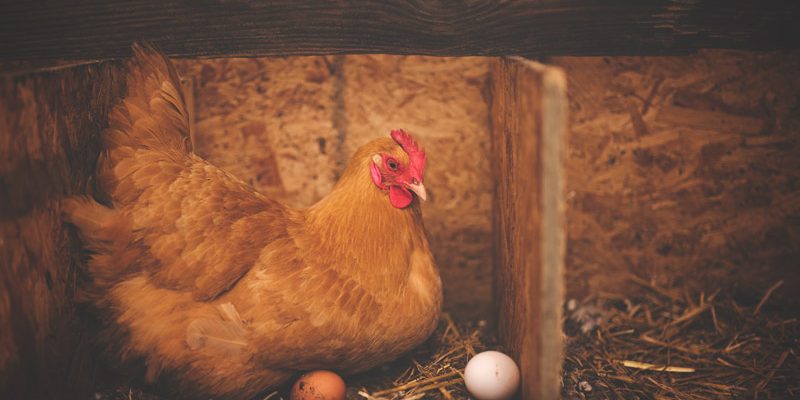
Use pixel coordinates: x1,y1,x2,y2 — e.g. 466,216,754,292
563,279,799,399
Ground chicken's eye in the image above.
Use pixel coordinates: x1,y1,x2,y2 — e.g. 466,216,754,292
386,158,399,171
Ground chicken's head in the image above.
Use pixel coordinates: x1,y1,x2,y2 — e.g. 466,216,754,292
369,129,427,209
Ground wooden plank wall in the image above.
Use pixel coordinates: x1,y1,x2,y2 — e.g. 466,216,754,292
1,1,799,62
552,51,800,304
0,62,125,399
490,58,567,400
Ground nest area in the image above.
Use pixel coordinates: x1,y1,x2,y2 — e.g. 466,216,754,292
94,314,496,400
96,276,799,400
563,277,799,400
348,314,492,400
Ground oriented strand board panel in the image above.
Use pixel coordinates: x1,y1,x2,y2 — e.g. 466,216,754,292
174,55,494,320
552,51,800,304
0,62,125,399
174,57,339,207
491,58,567,400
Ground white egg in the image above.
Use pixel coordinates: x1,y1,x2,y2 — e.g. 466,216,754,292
464,351,520,400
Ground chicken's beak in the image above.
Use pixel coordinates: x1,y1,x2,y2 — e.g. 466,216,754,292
405,181,427,201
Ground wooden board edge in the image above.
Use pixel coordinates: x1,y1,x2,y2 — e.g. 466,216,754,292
490,56,567,400
525,59,568,400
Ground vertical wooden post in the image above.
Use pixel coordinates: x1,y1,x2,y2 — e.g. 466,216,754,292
0,62,124,400
491,57,567,400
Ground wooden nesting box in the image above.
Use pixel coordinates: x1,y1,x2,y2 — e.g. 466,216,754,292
0,52,567,399
2,2,799,400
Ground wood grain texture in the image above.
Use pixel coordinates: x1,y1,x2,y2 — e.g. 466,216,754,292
490,58,566,400
1,0,799,64
0,62,125,399
552,51,800,306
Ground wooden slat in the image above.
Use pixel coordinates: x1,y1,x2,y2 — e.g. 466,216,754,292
1,0,799,63
491,58,567,399
0,60,125,400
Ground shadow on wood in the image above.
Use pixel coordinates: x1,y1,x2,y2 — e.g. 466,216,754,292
0,61,125,399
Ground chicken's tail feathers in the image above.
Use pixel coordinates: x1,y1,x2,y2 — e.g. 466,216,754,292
62,196,127,243
62,196,139,290
104,42,192,159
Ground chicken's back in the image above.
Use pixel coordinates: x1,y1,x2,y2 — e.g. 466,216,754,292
66,44,289,300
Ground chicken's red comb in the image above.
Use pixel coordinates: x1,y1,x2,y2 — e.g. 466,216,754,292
391,129,426,178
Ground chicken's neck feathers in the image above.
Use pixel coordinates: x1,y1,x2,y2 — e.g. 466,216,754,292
304,159,424,292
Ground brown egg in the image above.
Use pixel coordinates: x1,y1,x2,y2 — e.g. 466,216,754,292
290,370,346,400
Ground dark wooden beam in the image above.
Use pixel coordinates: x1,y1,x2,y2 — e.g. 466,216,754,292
1,0,799,62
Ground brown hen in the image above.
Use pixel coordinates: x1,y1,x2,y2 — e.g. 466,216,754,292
63,45,441,399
